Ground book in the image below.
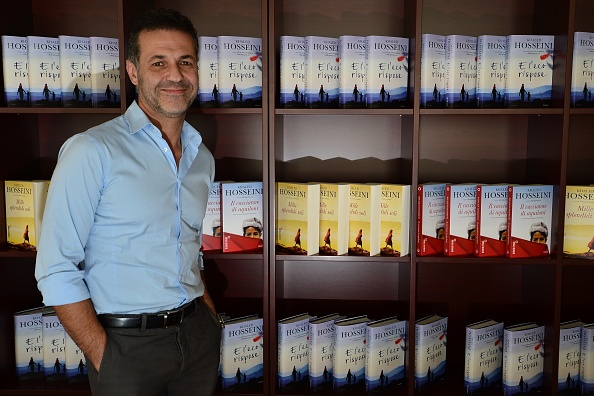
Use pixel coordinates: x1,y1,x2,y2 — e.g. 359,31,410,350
1,35,30,107
220,314,264,391
581,323,594,394
348,183,381,256
279,36,306,108
197,36,219,108
364,35,409,109
563,185,594,259
309,313,345,391
505,34,554,108
59,35,92,108
416,183,447,256
5,180,50,251
42,310,66,381
463,319,504,394
571,32,594,108
304,36,339,108
476,35,507,108
365,317,407,393
217,36,262,108
27,36,61,107
444,183,477,257
338,35,367,109
444,35,477,108
414,314,447,390
475,184,509,257
379,184,410,257
220,181,264,252
275,182,320,255
506,184,554,258
89,36,120,108
420,33,446,108
502,322,544,395
558,320,583,393
14,306,52,381
277,313,315,391
201,181,222,252
318,183,350,256
333,315,370,392
64,330,87,383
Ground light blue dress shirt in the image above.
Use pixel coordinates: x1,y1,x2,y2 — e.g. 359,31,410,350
35,101,215,314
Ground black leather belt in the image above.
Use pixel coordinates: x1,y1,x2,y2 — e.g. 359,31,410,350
98,299,198,329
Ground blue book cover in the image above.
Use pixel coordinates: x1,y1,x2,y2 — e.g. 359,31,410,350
197,36,219,108
420,34,446,108
505,35,554,108
571,32,594,108
64,330,87,383
333,315,369,392
279,36,306,108
444,35,477,108
14,307,50,380
304,36,339,108
414,314,447,390
464,319,504,394
476,35,507,108
277,313,314,391
557,320,582,393
581,323,594,394
27,36,61,107
42,311,66,382
217,36,262,108
365,35,409,109
89,36,120,108
1,35,29,107
502,322,544,395
59,35,92,108
338,35,366,108
309,313,345,391
365,317,407,393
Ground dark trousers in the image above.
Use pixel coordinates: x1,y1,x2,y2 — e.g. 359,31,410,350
87,299,222,396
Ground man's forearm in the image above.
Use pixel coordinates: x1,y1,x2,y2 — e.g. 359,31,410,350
53,299,107,370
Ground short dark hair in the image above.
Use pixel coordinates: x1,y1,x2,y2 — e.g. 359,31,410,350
127,8,198,66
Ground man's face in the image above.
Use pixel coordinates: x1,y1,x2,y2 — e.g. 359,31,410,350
126,29,198,120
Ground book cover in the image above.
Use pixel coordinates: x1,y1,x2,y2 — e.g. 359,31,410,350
197,36,219,108
365,317,407,393
333,315,370,392
558,320,582,394
89,36,120,108
581,323,594,394
502,322,544,395
338,35,366,108
464,319,504,394
304,36,339,108
444,183,477,257
42,311,66,382
444,35,477,108
220,314,264,391
217,36,262,108
5,180,50,251
14,306,50,381
348,183,381,256
420,33,446,108
365,35,409,109
571,32,594,108
563,185,594,259
59,35,92,108
201,181,222,252
1,35,29,107
27,36,61,107
414,314,448,390
221,181,264,253
505,35,554,108
319,183,350,256
506,185,554,258
64,330,87,383
379,184,410,257
276,182,320,256
279,35,306,108
416,183,447,256
309,313,345,391
475,184,509,257
476,35,507,108
277,313,315,391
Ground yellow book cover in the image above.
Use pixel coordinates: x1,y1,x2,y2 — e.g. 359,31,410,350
379,184,411,257
348,183,380,256
564,185,594,259
5,180,50,251
319,183,349,256
276,182,320,256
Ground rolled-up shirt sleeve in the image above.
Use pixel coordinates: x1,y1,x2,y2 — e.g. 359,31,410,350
35,133,105,306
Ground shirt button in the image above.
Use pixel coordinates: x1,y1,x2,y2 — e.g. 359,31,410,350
164,147,168,152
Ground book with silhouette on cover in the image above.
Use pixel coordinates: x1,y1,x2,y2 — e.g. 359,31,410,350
277,313,315,391
42,310,66,382
348,183,381,256
308,313,345,391
1,35,30,107
197,36,219,108
14,306,53,381
27,36,61,107
220,181,264,253
279,36,306,108
416,183,447,256
332,315,370,392
379,184,410,257
59,35,92,108
217,36,262,108
464,319,504,394
304,36,339,108
89,36,120,108
444,35,477,109
563,185,594,259
365,316,407,393
318,183,349,256
571,32,594,108
64,329,87,383
420,33,446,108
581,323,594,394
338,35,366,109
476,35,507,108
5,180,50,251
502,322,544,395
414,314,448,390
557,319,583,393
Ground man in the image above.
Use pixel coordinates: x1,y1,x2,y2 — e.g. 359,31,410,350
35,8,221,395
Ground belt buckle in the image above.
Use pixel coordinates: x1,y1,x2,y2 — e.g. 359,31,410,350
159,306,185,328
